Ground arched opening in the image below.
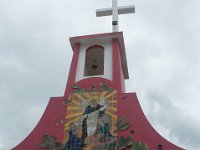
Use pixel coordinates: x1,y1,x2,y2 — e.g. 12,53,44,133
84,45,104,76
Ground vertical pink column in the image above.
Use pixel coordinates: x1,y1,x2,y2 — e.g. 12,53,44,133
64,43,80,97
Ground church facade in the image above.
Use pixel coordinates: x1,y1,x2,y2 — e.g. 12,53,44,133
12,1,184,150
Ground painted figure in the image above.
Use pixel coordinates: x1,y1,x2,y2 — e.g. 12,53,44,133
63,122,84,150
81,95,107,140
95,114,112,142
64,91,117,149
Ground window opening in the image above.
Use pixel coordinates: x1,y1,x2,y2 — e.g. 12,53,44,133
84,46,104,76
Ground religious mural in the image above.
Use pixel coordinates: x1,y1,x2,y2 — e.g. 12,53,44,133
63,91,117,150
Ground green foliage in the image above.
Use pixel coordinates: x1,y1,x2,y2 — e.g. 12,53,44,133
130,141,149,150
40,135,62,150
92,116,149,150
53,142,62,150
100,82,107,87
39,116,149,150
115,116,131,132
72,84,79,89
117,136,132,149
41,135,56,148
92,137,149,150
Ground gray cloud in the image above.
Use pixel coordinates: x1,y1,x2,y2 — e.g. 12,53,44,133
147,92,200,148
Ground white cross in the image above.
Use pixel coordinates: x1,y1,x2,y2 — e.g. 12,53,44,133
96,0,135,32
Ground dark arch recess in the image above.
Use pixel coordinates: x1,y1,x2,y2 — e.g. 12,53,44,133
84,45,104,76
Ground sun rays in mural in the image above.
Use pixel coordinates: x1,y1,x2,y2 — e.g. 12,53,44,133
64,90,117,149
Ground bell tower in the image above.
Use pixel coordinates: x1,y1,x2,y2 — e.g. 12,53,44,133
65,32,129,96
13,1,184,150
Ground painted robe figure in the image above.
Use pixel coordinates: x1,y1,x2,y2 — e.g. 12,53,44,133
63,122,84,150
81,96,107,141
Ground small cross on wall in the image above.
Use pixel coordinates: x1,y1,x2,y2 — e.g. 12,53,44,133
96,0,135,32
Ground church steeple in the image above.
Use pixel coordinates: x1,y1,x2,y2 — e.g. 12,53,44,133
64,0,135,95
64,32,129,96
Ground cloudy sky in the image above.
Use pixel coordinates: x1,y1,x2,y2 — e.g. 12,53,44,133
0,0,200,150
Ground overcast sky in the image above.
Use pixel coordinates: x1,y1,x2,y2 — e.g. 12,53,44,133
0,0,200,150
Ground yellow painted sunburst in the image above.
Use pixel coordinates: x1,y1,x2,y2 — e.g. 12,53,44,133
64,90,117,149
